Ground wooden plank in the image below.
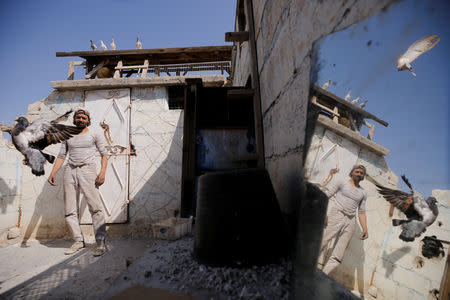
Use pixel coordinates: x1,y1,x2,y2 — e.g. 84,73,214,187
227,88,254,100
56,45,233,57
85,59,109,79
114,60,123,79
180,79,202,218
245,0,265,168
67,61,75,80
141,59,149,77
225,31,249,42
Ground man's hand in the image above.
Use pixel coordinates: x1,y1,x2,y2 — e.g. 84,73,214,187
95,173,106,187
48,174,57,186
360,231,369,240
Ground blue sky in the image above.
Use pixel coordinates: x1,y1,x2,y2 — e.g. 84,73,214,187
0,0,448,194
315,0,449,194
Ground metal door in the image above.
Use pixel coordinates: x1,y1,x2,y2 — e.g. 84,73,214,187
80,89,130,223
306,129,360,186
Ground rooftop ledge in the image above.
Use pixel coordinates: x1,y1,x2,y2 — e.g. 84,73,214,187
51,75,228,91
317,114,390,156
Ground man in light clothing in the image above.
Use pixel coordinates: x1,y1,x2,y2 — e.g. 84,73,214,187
318,164,369,274
48,108,108,256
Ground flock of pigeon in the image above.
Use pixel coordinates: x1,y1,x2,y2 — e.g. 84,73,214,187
89,36,143,51
0,35,442,243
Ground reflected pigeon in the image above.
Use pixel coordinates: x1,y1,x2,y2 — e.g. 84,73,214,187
344,91,351,101
100,40,107,50
136,36,143,49
0,110,83,176
322,80,330,90
359,100,368,108
110,39,116,50
397,35,440,77
376,175,439,242
90,40,97,51
351,97,360,105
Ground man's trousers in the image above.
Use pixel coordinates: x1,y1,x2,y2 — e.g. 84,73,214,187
318,204,356,274
63,164,106,243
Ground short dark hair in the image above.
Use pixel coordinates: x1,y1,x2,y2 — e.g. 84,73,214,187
349,164,366,177
73,109,91,126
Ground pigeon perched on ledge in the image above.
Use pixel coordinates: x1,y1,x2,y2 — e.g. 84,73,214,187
376,175,439,242
0,110,83,176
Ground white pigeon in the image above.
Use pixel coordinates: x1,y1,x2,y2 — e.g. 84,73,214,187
376,175,439,242
351,97,360,105
322,80,330,90
397,35,440,77
344,91,351,101
90,40,97,51
359,100,368,108
110,39,116,50
136,36,143,49
100,40,108,50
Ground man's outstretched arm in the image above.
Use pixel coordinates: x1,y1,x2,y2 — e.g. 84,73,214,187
48,158,65,186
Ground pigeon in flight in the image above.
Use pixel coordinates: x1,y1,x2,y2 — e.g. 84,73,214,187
90,40,98,51
110,39,116,50
397,35,440,77
136,36,143,49
0,110,83,176
100,40,108,50
376,175,439,242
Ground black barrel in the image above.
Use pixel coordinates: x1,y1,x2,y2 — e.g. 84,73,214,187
194,168,289,266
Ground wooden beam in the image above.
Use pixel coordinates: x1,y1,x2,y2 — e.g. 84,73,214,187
67,61,85,80
245,0,265,168
85,59,108,79
56,45,232,57
114,61,123,78
225,31,249,42
141,59,149,77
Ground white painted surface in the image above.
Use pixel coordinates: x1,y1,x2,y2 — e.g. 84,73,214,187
82,89,131,223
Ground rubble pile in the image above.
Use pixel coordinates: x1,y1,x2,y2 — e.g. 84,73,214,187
153,236,292,300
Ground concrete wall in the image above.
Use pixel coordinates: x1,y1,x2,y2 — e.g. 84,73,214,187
0,87,183,241
232,0,393,216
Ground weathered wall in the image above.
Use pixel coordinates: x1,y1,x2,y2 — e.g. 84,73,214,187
0,87,183,241
304,124,450,299
233,0,394,216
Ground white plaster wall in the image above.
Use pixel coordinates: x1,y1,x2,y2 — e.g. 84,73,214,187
127,87,183,236
233,0,394,215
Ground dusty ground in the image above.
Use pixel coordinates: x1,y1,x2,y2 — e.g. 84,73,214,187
0,238,152,300
0,234,359,300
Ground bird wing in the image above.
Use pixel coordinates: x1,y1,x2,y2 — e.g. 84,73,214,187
402,35,440,64
23,119,83,146
50,109,73,124
0,124,12,133
376,184,414,213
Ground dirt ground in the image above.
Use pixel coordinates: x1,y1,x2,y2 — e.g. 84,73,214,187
0,235,359,300
0,238,152,300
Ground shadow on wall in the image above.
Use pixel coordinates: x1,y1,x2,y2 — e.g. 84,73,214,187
21,171,68,246
331,230,366,297
0,177,17,214
126,109,184,236
381,246,411,277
